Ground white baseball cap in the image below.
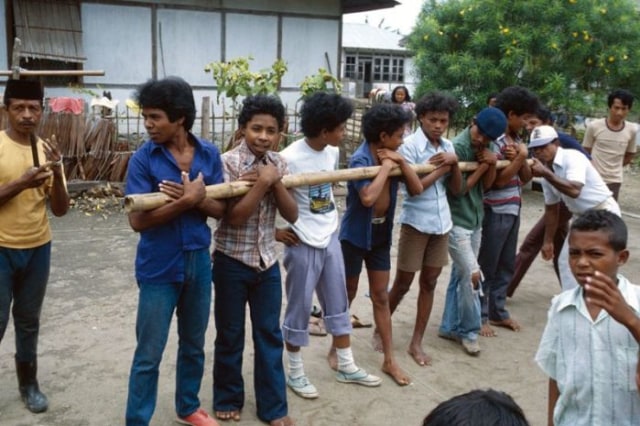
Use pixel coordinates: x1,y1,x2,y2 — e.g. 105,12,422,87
529,125,558,149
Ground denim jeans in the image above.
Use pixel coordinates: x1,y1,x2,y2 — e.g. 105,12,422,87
478,209,519,323
0,243,51,362
439,226,481,341
212,251,287,423
126,248,212,426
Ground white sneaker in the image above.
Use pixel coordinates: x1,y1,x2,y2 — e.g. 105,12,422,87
286,375,319,399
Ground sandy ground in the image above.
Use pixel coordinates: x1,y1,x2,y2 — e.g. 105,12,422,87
2,171,640,426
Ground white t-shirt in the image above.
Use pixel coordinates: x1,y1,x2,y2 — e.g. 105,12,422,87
280,138,339,248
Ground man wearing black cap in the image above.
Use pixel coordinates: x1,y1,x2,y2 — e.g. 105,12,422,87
438,107,504,356
0,78,69,413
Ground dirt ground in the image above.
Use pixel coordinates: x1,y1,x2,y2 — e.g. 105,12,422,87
2,170,640,426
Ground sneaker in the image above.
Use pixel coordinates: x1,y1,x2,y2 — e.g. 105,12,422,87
461,338,481,356
287,374,319,399
336,368,382,387
176,408,219,426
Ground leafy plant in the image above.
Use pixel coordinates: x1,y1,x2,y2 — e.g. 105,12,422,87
299,68,343,98
204,56,287,103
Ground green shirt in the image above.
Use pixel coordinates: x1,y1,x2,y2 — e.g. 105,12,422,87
447,127,485,230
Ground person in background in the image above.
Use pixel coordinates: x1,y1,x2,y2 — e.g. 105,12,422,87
391,86,416,136
0,78,69,414
582,89,637,200
125,77,224,426
507,105,591,297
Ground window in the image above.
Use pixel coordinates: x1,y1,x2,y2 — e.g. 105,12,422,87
372,56,404,82
12,0,85,86
345,56,356,79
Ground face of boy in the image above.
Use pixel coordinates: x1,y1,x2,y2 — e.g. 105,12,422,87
608,98,630,125
380,127,405,151
242,113,280,157
419,111,449,142
323,122,347,147
525,116,545,133
469,124,492,151
507,112,533,134
568,229,628,286
142,107,183,144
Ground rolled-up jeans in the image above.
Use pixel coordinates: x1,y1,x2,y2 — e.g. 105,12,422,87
439,225,482,342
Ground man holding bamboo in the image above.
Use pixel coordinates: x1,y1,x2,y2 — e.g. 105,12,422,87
0,78,69,413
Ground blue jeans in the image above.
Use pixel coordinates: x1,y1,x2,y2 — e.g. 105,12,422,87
0,243,51,362
478,209,519,322
126,249,212,426
212,251,287,423
439,226,481,341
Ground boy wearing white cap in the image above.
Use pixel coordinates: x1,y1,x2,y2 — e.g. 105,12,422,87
529,124,620,290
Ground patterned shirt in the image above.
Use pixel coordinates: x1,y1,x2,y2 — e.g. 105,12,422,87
535,275,640,426
483,133,523,216
214,140,289,271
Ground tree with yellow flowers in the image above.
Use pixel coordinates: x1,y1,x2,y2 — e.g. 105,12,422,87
409,0,640,123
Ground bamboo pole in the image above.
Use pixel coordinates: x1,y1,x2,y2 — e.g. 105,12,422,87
124,159,522,213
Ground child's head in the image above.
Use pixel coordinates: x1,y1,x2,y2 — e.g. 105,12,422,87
136,76,196,131
495,86,539,134
238,95,286,157
470,107,507,149
569,210,629,285
300,92,353,146
486,92,499,107
414,92,458,142
391,86,411,104
525,105,553,133
362,103,410,150
422,389,529,426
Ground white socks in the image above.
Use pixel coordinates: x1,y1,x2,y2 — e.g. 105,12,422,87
287,350,304,378
336,347,358,374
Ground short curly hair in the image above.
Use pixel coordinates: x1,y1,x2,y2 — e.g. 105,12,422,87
136,76,196,131
238,95,286,131
300,93,353,138
362,103,411,143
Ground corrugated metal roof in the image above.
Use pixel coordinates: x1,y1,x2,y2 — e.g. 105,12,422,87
342,22,408,53
342,0,399,14
14,0,85,63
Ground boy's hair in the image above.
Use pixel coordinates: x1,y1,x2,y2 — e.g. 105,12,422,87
495,86,539,117
300,92,353,138
422,389,530,426
136,76,196,131
607,89,634,109
391,85,412,103
362,103,411,143
414,92,458,118
570,209,627,251
534,105,553,124
238,95,286,131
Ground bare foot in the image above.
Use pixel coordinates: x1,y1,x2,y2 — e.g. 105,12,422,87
327,347,338,371
216,410,241,421
490,318,521,332
371,330,383,353
480,323,497,337
270,415,295,426
381,360,411,386
407,346,432,367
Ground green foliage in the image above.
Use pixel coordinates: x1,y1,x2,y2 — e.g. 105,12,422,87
204,56,288,103
409,0,640,122
68,83,101,98
299,68,343,98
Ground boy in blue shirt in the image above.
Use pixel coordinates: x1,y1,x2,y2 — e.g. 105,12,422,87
340,104,422,385
125,76,225,426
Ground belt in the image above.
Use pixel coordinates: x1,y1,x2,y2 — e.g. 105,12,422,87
371,216,386,225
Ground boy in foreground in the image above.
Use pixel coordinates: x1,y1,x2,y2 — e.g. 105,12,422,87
276,92,381,399
339,104,422,385
536,210,640,425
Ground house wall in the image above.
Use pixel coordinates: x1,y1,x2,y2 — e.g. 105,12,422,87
0,0,6,71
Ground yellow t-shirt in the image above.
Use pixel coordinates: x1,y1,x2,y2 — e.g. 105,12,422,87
0,131,52,248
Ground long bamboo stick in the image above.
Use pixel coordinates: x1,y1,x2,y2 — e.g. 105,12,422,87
124,159,523,213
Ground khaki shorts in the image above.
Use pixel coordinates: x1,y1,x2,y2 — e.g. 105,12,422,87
396,224,449,272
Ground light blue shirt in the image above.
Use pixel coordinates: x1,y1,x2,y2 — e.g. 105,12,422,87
398,128,453,235
536,275,640,426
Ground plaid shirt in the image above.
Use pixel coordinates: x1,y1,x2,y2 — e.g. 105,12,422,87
214,140,288,271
